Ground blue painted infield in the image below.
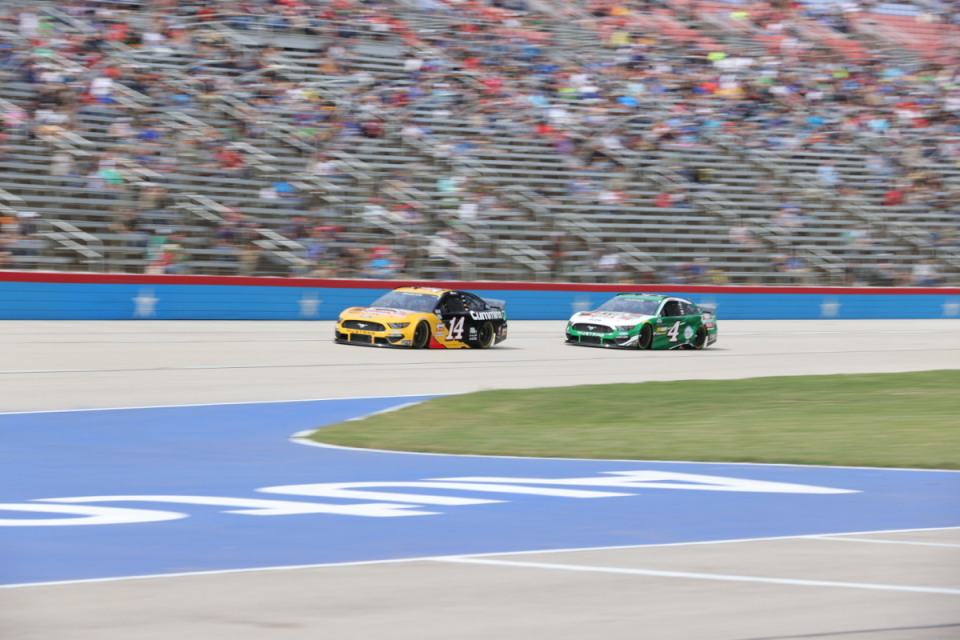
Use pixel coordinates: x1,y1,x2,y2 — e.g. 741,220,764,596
1,397,958,586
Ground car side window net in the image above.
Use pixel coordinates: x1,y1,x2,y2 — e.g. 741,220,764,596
441,296,467,314
662,301,683,317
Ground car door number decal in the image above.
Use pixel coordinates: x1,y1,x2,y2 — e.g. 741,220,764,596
446,316,465,341
666,320,681,342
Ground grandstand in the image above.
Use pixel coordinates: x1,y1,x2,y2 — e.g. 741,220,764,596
0,0,958,285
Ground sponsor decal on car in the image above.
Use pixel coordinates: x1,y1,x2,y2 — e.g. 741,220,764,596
469,310,503,321
683,326,695,340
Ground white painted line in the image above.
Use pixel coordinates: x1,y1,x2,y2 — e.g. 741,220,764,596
811,536,960,549
434,557,960,595
343,401,423,422
448,526,960,560
0,393,441,416
5,398,960,475
291,437,960,473
2,526,958,590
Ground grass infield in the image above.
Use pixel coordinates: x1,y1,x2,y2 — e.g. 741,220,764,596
308,371,960,469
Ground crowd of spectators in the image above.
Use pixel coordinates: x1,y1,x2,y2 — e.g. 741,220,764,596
0,0,958,284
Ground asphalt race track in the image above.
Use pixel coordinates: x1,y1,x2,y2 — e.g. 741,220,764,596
1,320,959,639
1,319,959,412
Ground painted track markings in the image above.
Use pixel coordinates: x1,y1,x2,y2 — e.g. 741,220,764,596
810,536,960,549
4,527,958,590
435,557,960,595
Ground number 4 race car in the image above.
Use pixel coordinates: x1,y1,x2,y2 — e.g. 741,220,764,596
565,293,717,350
336,287,508,349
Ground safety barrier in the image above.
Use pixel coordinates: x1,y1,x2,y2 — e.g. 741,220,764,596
1,272,959,320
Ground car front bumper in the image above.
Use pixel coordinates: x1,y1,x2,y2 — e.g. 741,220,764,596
335,328,413,348
565,331,638,349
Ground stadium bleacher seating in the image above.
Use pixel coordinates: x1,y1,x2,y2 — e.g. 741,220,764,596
0,0,958,285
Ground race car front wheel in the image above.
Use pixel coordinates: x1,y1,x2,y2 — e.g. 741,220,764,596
692,326,707,350
637,324,653,350
475,321,495,349
412,321,430,349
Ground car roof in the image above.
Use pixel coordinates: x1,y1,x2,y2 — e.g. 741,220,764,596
392,286,449,296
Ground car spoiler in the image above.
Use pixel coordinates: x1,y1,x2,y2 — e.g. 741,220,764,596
482,297,506,310
699,303,717,314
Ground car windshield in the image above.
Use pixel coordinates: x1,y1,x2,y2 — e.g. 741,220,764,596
595,297,660,315
368,291,439,313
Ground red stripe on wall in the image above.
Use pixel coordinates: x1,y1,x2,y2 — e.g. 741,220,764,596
1,271,958,295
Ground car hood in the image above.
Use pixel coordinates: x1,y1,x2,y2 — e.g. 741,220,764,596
570,311,655,327
340,307,421,322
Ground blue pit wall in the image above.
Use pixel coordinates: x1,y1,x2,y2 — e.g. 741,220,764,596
1,271,959,320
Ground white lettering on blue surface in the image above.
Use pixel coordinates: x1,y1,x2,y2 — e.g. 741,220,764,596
0,471,858,526
0,502,186,526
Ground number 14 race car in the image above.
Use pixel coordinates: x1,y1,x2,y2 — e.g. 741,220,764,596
336,287,508,349
566,293,717,350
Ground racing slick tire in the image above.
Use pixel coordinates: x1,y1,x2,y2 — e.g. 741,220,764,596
692,326,708,350
475,321,495,349
637,323,653,350
412,321,431,349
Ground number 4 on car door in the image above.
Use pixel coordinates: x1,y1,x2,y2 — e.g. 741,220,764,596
666,320,681,342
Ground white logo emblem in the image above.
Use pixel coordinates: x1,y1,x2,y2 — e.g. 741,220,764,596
683,326,694,340
132,288,158,319
820,297,841,318
357,323,367,329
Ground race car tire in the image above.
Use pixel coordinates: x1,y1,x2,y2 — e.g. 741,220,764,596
476,321,495,349
637,323,653,350
412,321,430,349
692,326,707,350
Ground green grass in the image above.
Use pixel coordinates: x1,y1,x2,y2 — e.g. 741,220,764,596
309,371,960,469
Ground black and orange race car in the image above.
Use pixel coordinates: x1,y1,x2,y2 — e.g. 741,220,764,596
335,287,508,349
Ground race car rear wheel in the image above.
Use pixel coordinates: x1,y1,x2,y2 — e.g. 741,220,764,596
692,326,707,350
412,321,430,349
637,323,653,350
476,321,495,349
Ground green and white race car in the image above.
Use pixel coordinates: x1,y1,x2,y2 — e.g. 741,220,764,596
565,293,718,350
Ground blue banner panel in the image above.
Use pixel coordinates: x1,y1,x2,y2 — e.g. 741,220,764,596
1,273,959,320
